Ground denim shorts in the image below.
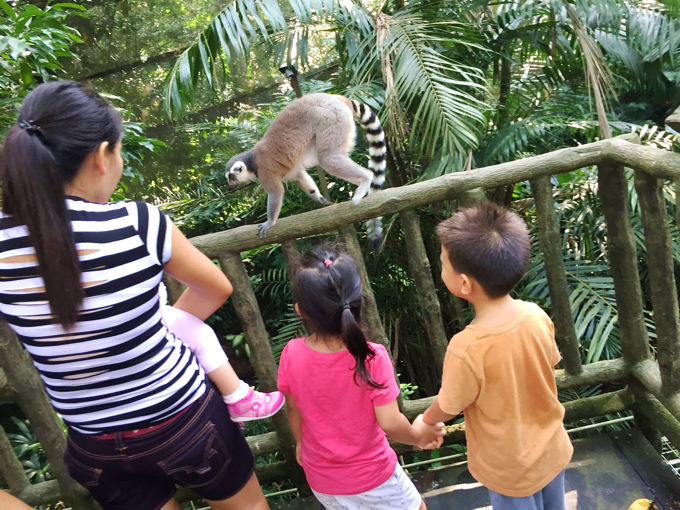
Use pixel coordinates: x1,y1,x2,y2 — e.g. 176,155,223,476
488,469,566,510
63,385,254,510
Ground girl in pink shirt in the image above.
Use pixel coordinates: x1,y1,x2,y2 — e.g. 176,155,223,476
277,245,444,510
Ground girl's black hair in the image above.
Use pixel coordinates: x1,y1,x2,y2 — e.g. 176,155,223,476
0,81,122,327
292,244,384,389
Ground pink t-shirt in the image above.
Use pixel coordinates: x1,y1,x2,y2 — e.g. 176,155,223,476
277,338,400,494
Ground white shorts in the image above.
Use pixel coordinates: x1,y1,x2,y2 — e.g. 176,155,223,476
311,464,423,510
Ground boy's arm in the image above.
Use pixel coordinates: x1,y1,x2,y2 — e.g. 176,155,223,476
422,397,457,425
374,400,445,449
285,394,303,465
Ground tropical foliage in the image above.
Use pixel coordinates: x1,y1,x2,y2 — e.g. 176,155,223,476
1,1,680,492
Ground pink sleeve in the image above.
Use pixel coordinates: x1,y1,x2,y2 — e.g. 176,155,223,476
277,342,291,394
367,344,400,406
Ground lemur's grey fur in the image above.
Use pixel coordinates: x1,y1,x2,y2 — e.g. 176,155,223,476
226,93,386,248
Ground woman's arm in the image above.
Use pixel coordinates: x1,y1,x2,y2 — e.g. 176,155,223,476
163,223,232,321
285,395,303,465
374,400,444,449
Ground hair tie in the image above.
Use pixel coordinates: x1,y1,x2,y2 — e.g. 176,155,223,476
342,303,351,310
18,119,40,134
323,259,333,268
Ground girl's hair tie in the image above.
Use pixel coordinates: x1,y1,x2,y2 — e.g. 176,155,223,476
18,119,40,134
342,303,351,310
323,259,333,267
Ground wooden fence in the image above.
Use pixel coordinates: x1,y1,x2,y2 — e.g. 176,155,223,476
1,133,680,508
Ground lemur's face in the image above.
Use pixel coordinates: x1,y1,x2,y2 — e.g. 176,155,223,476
226,160,255,187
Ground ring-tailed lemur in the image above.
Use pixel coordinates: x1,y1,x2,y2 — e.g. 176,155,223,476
226,93,386,249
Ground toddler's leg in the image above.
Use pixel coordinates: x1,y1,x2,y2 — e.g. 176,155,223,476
161,305,284,422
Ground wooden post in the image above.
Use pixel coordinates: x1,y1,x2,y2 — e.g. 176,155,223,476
634,170,680,397
217,251,309,495
338,225,389,347
0,322,94,509
400,209,448,372
531,176,583,375
0,425,29,494
596,164,652,365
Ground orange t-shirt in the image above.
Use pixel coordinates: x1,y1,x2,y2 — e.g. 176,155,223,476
438,301,573,497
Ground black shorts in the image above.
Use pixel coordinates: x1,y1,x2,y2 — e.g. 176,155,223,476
64,385,254,510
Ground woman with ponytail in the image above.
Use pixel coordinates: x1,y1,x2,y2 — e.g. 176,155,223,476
0,81,269,510
278,244,445,510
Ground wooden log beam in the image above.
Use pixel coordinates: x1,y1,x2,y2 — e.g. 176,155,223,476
597,163,653,366
634,171,680,396
192,135,640,256
339,225,389,347
531,175,583,375
632,359,680,419
666,106,680,133
0,322,94,509
632,385,680,453
400,209,448,372
562,389,633,422
0,368,17,404
217,251,308,492
554,358,627,389
605,137,680,179
0,425,29,493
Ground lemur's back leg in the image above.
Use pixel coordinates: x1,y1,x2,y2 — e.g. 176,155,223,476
317,154,373,204
291,167,330,205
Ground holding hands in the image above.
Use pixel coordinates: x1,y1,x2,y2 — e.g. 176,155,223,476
412,414,446,450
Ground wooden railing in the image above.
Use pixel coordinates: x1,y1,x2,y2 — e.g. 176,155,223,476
1,134,680,508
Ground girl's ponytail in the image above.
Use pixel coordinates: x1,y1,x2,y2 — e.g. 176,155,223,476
293,245,384,389
340,304,383,388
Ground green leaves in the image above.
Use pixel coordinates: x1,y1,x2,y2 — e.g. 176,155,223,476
0,1,84,132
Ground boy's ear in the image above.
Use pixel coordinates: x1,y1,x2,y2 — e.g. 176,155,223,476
459,274,473,297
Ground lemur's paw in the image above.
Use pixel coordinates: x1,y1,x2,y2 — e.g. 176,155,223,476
257,222,273,237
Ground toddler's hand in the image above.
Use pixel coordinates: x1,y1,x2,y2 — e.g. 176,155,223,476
412,414,445,449
295,443,302,466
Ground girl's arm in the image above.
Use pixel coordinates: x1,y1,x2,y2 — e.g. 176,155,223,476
163,223,232,321
374,400,444,449
285,394,303,465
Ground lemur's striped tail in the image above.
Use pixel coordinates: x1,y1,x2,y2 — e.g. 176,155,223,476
350,100,386,250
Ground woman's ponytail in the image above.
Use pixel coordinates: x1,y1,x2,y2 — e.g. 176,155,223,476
1,126,83,326
0,81,122,327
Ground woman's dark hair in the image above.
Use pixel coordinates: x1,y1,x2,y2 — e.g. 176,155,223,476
292,244,383,389
0,81,122,326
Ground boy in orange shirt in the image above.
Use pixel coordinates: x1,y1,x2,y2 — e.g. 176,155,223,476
415,201,573,509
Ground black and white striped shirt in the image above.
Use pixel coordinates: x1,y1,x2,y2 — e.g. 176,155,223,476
0,197,206,434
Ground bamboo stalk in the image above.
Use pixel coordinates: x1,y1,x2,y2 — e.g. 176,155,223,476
531,175,583,375
634,170,680,396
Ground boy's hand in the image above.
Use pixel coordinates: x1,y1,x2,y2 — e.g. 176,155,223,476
412,414,445,449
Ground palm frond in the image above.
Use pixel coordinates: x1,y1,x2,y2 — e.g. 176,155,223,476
381,11,488,157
